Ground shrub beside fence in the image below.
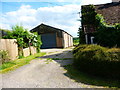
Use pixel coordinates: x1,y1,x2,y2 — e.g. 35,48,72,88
73,45,120,79
0,39,18,60
0,39,37,62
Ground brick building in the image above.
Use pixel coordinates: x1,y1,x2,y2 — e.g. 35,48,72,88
95,1,120,25
81,0,120,44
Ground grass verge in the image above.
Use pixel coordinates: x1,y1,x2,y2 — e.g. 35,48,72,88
0,52,46,73
48,58,73,60
64,65,120,88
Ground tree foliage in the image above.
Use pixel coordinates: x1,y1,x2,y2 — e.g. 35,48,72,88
81,5,97,25
78,27,86,44
3,25,42,54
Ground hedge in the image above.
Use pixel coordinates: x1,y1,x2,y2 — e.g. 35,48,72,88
73,45,120,79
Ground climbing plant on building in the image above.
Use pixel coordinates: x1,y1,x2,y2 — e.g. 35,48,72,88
94,14,120,47
80,4,120,47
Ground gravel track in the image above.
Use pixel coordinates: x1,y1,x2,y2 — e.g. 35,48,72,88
1,48,103,88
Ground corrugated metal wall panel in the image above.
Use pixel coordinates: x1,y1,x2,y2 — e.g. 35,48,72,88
62,32,73,48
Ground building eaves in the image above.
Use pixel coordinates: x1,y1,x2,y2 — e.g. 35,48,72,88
30,23,73,37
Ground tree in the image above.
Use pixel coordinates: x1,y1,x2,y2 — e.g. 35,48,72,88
78,27,86,44
3,25,42,58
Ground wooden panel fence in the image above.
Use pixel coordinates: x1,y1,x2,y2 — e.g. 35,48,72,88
0,39,18,60
0,39,37,61
23,46,37,57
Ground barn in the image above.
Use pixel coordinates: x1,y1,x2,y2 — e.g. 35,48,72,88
30,23,73,49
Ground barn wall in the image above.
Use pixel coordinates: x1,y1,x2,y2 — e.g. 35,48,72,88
68,35,70,47
63,32,73,48
69,35,71,47
70,36,73,46
63,32,68,48
68,34,73,47
56,36,63,48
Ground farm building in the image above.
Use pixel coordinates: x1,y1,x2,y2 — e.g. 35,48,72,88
81,0,120,44
95,0,120,25
0,29,8,38
30,24,73,49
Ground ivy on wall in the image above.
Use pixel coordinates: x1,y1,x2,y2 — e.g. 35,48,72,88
94,14,120,47
80,4,120,47
81,5,97,25
78,27,86,44
80,5,97,44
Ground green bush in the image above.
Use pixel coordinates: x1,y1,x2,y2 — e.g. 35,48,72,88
73,44,88,54
73,45,120,79
3,25,42,57
0,50,10,64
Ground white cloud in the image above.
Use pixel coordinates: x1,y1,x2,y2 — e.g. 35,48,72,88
81,0,112,5
0,23,11,30
1,0,112,36
1,0,112,3
1,4,81,36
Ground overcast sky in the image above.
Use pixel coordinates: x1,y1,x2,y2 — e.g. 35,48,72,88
0,0,112,37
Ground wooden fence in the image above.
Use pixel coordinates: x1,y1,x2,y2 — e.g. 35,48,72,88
0,39,37,61
0,39,18,60
23,46,37,57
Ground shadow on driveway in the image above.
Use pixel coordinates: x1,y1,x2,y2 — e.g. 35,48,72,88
38,49,73,66
40,49,120,88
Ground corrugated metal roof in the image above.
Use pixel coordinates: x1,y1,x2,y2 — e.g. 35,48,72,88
30,23,73,37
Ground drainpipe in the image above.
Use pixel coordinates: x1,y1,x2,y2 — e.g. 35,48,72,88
85,34,88,44
62,32,65,48
91,36,94,44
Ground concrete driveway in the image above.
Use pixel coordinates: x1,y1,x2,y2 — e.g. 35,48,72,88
1,47,102,88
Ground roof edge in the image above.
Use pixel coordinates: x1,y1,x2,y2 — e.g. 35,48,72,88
30,23,73,37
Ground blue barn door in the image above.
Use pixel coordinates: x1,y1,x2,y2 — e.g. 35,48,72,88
41,33,57,48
